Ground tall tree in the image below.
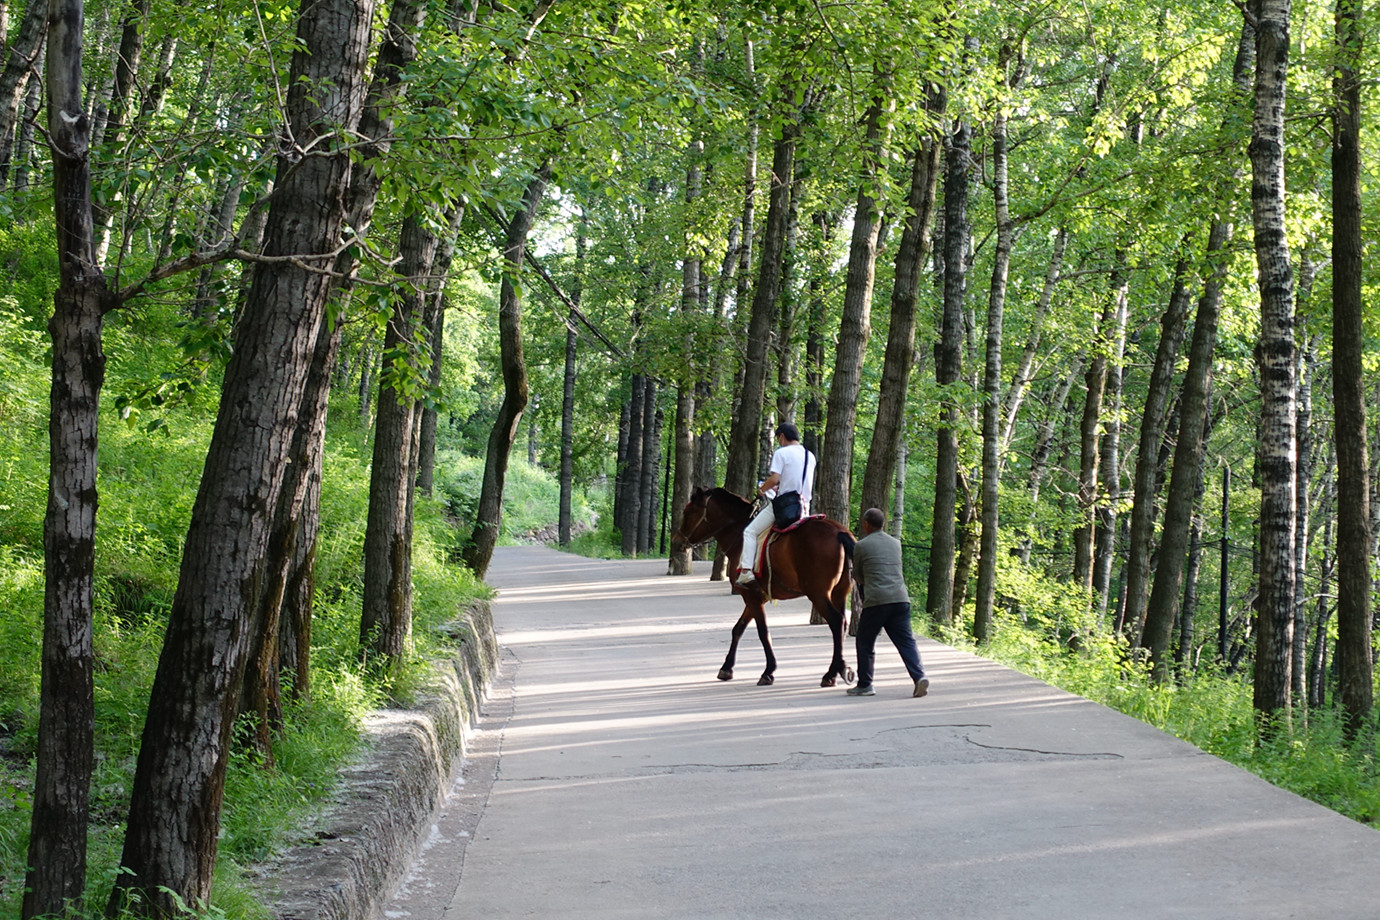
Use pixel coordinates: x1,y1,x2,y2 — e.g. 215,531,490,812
927,117,970,627
1248,0,1298,727
463,164,550,578
859,88,944,519
817,83,889,523
974,40,1021,643
108,0,378,909
723,113,799,497
1331,0,1373,736
1121,252,1192,640
23,0,110,912
1139,19,1254,678
669,139,704,574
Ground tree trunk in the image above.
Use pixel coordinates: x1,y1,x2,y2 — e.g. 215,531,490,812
1308,458,1334,709
1091,280,1129,614
1331,0,1374,735
1122,252,1192,641
725,117,796,499
1292,334,1315,703
1072,271,1121,591
669,143,703,574
998,226,1067,453
463,165,549,578
927,118,970,627
817,90,889,523
361,216,441,664
1140,17,1254,678
0,0,45,193
1248,0,1297,728
416,220,460,496
974,82,1014,644
620,373,645,555
23,2,109,912
860,89,944,519
92,0,152,264
637,381,660,555
110,0,376,910
559,215,586,547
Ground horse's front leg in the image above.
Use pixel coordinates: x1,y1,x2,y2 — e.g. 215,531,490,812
718,607,754,680
818,602,854,688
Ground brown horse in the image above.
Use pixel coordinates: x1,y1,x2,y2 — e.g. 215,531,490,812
675,487,856,687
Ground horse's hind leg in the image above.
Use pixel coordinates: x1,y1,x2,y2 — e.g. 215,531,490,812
817,600,854,688
719,607,754,680
753,606,777,685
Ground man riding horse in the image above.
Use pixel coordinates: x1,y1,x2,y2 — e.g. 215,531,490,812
737,422,815,589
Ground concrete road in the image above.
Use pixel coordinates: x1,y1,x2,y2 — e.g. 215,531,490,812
383,546,1380,920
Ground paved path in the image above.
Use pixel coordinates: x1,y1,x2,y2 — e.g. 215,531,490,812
384,545,1380,920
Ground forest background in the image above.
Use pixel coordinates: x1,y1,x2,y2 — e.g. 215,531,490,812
2,0,1380,915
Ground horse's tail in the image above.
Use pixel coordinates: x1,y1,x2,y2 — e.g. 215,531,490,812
838,531,856,581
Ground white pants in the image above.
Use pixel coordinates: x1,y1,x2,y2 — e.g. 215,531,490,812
740,498,811,575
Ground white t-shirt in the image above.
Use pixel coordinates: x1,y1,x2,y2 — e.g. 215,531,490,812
768,443,814,504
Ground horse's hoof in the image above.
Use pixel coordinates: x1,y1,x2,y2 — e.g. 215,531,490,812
844,667,856,685
820,675,836,688
717,669,733,681
758,674,775,686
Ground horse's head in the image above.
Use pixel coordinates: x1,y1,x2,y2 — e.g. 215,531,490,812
676,488,716,546
676,487,751,547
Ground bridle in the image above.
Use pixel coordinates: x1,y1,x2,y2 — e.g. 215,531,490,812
675,494,734,548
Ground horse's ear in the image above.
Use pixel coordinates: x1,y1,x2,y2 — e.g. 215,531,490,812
690,486,704,502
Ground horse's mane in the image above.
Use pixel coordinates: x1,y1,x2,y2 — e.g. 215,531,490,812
707,487,752,511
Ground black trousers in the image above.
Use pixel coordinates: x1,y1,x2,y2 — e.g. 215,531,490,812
855,601,925,687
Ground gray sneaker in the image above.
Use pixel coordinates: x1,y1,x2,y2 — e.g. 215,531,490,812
846,684,875,696
913,677,930,698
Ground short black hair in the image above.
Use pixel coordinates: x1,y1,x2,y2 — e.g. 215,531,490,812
775,422,801,442
862,507,886,529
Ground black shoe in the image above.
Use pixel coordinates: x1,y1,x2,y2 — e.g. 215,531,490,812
846,685,875,696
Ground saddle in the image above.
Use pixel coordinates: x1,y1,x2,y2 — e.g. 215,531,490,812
746,514,825,581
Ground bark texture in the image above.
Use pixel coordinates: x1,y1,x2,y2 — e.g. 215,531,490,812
1331,0,1374,734
23,1,108,912
109,0,376,911
926,119,969,626
1248,0,1297,725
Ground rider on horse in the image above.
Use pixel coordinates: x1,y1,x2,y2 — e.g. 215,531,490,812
737,422,815,588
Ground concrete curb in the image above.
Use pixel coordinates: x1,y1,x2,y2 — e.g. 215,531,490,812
253,600,498,920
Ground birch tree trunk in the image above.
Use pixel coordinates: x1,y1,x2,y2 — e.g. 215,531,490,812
974,72,1014,643
1248,0,1298,728
0,0,45,192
